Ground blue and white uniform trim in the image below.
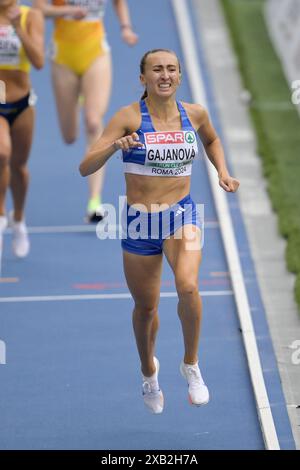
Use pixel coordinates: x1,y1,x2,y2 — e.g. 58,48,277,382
121,194,204,256
123,100,199,177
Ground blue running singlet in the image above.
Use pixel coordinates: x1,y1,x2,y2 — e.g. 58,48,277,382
122,100,199,177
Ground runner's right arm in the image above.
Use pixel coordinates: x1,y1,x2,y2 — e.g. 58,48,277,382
33,0,87,19
79,106,142,176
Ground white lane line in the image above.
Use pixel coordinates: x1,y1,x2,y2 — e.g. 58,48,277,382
0,290,233,303
4,225,98,234
172,0,280,450
0,241,2,278
2,221,219,235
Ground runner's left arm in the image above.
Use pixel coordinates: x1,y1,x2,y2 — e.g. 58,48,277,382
7,7,44,69
112,0,138,45
197,107,239,192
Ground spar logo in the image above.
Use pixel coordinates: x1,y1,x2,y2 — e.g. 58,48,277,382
145,132,185,145
185,131,195,144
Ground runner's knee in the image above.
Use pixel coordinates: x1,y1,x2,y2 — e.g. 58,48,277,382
85,112,103,136
134,303,158,319
176,278,198,298
0,148,10,166
10,161,28,176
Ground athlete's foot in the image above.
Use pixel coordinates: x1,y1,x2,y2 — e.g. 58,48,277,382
9,212,30,258
142,357,164,414
0,215,8,263
180,360,209,406
85,196,106,223
0,215,7,234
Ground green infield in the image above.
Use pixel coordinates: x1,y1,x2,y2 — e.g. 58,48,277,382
221,0,300,308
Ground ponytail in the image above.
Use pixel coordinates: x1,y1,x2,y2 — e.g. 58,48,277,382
141,89,148,100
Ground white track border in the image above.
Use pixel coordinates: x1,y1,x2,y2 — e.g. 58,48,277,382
172,0,280,450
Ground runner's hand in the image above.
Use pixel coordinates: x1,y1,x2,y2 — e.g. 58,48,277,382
69,6,87,19
219,173,240,192
6,6,22,29
114,132,144,151
121,27,138,46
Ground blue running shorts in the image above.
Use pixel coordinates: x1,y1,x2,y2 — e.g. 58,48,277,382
121,194,203,256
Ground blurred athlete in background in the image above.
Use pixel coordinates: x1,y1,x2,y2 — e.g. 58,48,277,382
0,0,44,258
34,0,138,222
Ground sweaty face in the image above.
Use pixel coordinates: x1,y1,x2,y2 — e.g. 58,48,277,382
140,52,181,98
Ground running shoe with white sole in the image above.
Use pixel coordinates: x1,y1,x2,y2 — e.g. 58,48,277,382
0,216,8,267
180,361,209,406
142,357,164,414
0,215,7,235
85,196,106,223
9,212,30,258
85,205,105,223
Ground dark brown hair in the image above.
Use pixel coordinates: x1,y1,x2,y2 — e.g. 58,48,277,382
140,49,181,100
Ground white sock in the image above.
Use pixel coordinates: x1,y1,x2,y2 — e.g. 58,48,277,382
0,216,8,233
13,220,27,232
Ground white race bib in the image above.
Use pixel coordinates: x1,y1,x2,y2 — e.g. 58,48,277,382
0,26,21,66
144,130,198,177
65,0,106,21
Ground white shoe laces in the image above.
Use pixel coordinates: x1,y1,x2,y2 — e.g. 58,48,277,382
185,365,204,388
142,380,160,396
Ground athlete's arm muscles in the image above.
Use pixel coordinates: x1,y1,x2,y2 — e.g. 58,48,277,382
33,0,87,19
112,0,138,45
112,0,132,27
196,105,228,177
195,105,240,192
23,9,45,69
79,106,140,177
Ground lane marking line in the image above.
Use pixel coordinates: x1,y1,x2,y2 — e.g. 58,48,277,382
0,290,233,303
0,277,19,283
2,221,219,235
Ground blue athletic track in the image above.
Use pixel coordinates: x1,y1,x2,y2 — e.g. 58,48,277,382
0,0,295,450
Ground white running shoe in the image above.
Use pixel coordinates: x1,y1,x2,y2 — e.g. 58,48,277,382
142,357,164,414
85,204,106,223
0,215,8,262
9,213,30,258
180,361,210,406
0,215,8,235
